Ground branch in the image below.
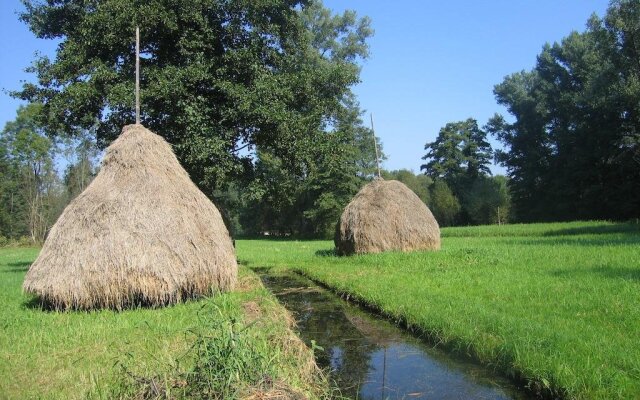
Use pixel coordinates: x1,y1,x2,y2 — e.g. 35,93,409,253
233,143,251,153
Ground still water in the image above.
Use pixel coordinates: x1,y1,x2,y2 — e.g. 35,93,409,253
259,272,529,400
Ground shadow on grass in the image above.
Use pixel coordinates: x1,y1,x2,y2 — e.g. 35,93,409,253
504,234,640,247
21,296,51,311
21,290,214,312
20,297,103,313
551,265,640,281
1,261,32,273
543,223,640,237
524,236,640,246
250,266,273,274
314,248,338,257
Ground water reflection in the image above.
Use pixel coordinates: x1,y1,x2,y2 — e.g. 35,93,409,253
259,273,529,400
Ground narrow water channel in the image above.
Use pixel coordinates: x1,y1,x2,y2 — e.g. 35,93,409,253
258,271,529,400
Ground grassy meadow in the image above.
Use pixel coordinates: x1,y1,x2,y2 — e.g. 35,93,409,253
0,248,326,399
2,221,638,399
237,221,640,399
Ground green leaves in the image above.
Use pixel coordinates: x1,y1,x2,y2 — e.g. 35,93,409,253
421,118,492,183
16,0,372,194
0,104,61,242
429,180,460,227
491,0,640,222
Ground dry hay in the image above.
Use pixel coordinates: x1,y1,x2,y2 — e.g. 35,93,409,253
23,124,237,310
335,179,440,255
242,380,308,400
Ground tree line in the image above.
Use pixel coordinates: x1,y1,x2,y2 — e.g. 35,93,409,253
1,0,637,243
421,118,510,226
422,0,639,224
488,0,640,222
0,104,98,244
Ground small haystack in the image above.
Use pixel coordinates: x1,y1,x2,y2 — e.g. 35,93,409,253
23,124,237,310
335,179,440,255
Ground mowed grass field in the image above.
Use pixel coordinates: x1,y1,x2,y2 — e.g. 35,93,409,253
237,221,640,399
0,248,324,399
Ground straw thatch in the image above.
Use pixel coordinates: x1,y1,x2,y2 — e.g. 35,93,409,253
23,124,237,310
335,179,440,255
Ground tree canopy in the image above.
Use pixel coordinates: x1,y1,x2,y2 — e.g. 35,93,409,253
16,0,372,194
12,0,381,237
488,0,640,221
421,118,492,185
0,104,64,242
420,118,502,225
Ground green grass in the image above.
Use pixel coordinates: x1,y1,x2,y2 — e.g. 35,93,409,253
236,221,640,399
3,221,638,399
0,248,325,399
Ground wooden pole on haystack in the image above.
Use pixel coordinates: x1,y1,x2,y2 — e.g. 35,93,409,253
370,113,381,178
135,26,140,125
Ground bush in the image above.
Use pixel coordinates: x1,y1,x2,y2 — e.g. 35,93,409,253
0,236,34,248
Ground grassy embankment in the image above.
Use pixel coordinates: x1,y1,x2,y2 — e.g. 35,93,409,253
237,221,640,399
0,248,327,399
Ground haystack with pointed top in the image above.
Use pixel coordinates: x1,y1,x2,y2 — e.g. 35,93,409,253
335,179,440,255
23,124,237,310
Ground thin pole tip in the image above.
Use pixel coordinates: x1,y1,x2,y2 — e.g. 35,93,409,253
135,26,140,125
370,113,381,178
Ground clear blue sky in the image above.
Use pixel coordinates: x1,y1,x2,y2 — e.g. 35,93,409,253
1,0,610,174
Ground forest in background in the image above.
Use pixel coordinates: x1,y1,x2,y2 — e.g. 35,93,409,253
1,0,638,243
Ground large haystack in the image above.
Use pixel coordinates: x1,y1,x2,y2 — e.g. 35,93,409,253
335,179,440,255
23,124,237,310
